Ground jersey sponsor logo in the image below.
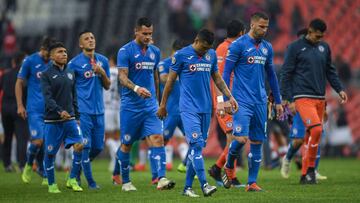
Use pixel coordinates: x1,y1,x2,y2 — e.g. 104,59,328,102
135,62,155,70
149,53,155,60
35,64,41,69
318,45,324,52
67,73,73,80
205,53,211,61
261,47,268,55
188,63,211,72
247,56,266,65
192,132,198,139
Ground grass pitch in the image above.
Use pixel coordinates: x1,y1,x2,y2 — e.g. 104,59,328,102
0,158,359,203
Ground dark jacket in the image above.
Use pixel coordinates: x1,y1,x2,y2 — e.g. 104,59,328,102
280,36,343,101
40,63,79,122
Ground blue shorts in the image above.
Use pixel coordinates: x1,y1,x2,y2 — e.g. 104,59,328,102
180,112,211,147
28,113,45,140
290,112,306,139
233,102,267,142
79,113,105,150
163,114,184,141
120,108,162,145
44,120,83,155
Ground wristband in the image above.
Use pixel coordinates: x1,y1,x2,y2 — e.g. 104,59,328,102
217,96,224,103
133,85,140,92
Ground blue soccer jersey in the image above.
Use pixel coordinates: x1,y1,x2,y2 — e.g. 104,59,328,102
117,40,160,112
68,52,110,115
158,57,180,115
224,34,281,104
171,45,218,113
17,52,49,113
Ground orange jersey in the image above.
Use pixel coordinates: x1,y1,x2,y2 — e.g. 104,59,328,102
211,39,235,133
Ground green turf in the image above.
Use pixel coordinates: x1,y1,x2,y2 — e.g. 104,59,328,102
0,158,359,202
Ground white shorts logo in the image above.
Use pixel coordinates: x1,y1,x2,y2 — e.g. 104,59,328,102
192,132,198,139
47,145,53,152
31,130,37,136
235,126,242,132
124,134,131,141
67,73,73,80
318,45,324,52
150,53,155,60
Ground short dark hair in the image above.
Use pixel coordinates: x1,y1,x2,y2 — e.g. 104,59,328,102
136,17,152,28
48,41,65,53
297,28,308,37
172,39,185,51
250,12,269,21
227,20,245,38
12,52,26,67
309,18,327,32
40,36,56,50
197,29,215,45
79,30,92,38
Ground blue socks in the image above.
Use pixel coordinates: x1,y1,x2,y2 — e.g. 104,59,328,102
185,157,195,189
188,144,207,188
149,148,158,180
44,154,55,185
315,144,321,170
117,149,130,184
248,143,262,185
36,145,46,177
27,143,40,165
82,148,96,186
285,141,301,161
113,149,121,176
226,140,244,169
70,151,82,179
149,147,166,179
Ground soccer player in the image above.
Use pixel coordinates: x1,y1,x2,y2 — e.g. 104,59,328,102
16,36,55,185
158,29,238,197
221,12,283,192
208,19,246,187
280,18,347,184
40,42,83,193
115,17,175,191
68,31,110,189
158,39,189,172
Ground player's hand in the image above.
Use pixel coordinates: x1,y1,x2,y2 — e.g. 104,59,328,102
339,91,348,104
228,96,239,114
136,87,152,99
281,100,290,106
288,102,296,115
17,105,27,120
216,102,226,118
59,111,71,120
157,105,167,120
275,104,284,120
92,64,105,75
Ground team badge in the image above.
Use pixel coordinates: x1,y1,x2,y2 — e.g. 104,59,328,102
226,50,230,57
36,71,42,79
189,64,196,71
247,56,255,64
306,119,311,125
124,134,131,142
262,47,268,55
205,53,211,61
96,61,103,67
47,145,53,152
67,73,73,80
83,138,88,145
226,122,233,128
149,53,155,60
135,63,142,69
293,128,298,135
235,125,242,132
318,45,324,52
31,130,37,136
84,70,93,78
172,56,176,64
192,132,198,139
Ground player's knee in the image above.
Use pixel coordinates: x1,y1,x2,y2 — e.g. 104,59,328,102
250,140,262,145
309,125,322,142
148,134,164,147
32,139,43,147
293,138,304,147
73,143,84,152
120,143,132,153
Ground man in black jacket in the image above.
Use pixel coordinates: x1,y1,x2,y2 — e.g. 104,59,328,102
1,52,29,171
40,42,83,193
280,19,348,184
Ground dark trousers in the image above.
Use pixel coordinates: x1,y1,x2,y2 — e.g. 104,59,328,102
1,105,29,168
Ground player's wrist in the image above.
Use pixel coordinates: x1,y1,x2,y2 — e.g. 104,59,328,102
133,85,140,93
217,95,224,103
